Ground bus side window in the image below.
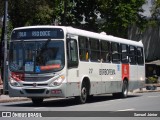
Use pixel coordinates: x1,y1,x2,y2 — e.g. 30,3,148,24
78,36,89,61
121,44,128,63
67,39,78,68
111,42,120,63
89,38,100,62
101,40,110,62
129,46,137,64
137,47,144,65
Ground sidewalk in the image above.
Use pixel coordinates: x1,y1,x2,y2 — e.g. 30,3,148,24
0,87,160,103
130,87,160,93
0,95,30,103
0,84,30,103
0,74,29,103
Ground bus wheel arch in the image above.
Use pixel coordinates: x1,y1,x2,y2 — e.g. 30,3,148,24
75,77,91,104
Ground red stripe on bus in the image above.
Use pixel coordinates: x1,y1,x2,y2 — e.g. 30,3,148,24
122,64,129,80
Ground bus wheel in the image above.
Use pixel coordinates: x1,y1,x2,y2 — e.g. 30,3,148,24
75,84,87,104
121,80,128,98
113,80,128,98
31,98,44,105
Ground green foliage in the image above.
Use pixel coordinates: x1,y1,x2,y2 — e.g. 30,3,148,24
0,0,146,39
72,0,100,31
9,0,53,27
53,0,76,26
150,0,160,26
99,0,145,38
151,0,160,18
0,0,4,17
146,76,158,84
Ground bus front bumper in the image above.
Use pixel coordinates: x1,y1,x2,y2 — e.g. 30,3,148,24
8,83,66,98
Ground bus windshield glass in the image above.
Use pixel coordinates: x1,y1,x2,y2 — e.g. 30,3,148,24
9,40,65,73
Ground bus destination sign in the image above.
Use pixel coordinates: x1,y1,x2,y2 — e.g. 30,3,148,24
11,28,64,40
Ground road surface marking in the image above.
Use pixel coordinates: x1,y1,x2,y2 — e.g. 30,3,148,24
34,107,45,110
109,99,123,102
117,108,135,111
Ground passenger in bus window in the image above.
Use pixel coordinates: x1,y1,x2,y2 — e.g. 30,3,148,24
86,51,89,61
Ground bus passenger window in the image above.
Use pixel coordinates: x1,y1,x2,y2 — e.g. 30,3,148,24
129,46,136,64
101,40,110,62
121,44,128,63
111,42,120,63
137,47,144,65
90,38,100,62
78,36,89,61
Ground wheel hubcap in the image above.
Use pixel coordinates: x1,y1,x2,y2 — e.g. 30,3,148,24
81,87,87,101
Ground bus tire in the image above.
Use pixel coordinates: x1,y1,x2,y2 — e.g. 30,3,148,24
121,80,128,98
113,80,128,98
31,98,44,105
75,83,87,104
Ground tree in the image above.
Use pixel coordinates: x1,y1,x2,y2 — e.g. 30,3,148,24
0,0,4,18
2,0,146,39
9,0,53,28
99,0,145,38
151,0,160,19
73,0,100,31
52,0,75,26
51,0,100,31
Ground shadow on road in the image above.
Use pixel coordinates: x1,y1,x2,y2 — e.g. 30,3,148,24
4,94,141,108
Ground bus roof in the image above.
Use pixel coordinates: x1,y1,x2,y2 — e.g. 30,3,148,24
12,25,143,47
65,27,143,47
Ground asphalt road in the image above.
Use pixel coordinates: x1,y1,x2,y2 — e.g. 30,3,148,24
0,91,160,120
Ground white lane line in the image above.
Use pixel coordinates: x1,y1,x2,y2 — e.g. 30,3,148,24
109,99,123,102
117,108,135,111
34,107,45,110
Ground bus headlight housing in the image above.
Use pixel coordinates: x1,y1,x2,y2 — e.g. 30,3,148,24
50,75,65,87
9,72,23,87
10,78,22,87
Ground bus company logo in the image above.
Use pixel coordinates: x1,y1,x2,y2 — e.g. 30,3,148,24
99,69,116,75
33,83,37,87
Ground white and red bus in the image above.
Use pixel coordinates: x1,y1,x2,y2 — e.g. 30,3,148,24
8,26,145,104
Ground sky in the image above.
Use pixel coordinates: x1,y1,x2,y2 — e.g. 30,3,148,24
142,0,153,17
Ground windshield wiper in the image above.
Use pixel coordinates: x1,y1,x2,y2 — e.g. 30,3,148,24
36,39,51,57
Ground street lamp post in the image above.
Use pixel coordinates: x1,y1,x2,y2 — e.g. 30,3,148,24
3,0,8,94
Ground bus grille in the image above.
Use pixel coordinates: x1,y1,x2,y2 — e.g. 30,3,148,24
23,84,48,86
24,76,53,82
25,89,45,94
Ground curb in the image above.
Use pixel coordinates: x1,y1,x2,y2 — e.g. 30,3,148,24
134,89,160,93
0,97,30,103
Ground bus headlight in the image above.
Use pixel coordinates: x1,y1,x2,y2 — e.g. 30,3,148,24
10,78,22,87
50,75,65,87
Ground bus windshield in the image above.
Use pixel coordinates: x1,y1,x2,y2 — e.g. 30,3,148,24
9,40,65,73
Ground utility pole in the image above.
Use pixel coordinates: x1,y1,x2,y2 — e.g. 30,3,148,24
3,0,8,94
